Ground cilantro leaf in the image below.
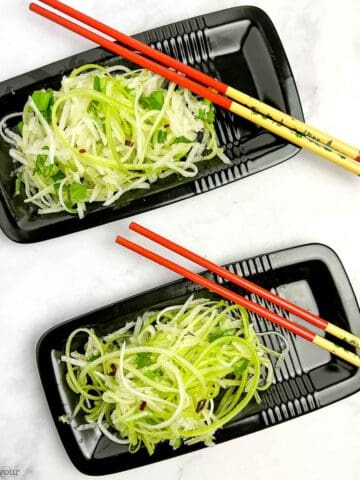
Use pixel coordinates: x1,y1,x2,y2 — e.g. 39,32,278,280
32,89,53,112
69,182,87,203
34,155,59,179
208,328,237,343
64,200,77,213
140,90,164,110
172,438,182,449
156,130,167,144
233,359,250,378
135,352,152,369
196,105,215,123
173,136,192,144
144,368,163,380
52,171,66,183
58,185,77,213
87,100,99,114
31,89,54,122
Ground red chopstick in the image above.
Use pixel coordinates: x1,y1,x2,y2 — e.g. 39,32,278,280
116,235,315,342
37,0,227,94
29,2,231,111
115,232,360,368
129,224,325,328
129,223,360,349
29,1,360,175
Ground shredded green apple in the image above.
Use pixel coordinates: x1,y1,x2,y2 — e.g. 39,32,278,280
0,64,230,218
61,295,288,455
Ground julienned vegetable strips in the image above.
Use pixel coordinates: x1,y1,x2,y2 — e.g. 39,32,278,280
61,296,287,455
0,64,230,218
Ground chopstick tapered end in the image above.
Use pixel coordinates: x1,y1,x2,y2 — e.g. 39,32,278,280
115,236,124,245
129,221,138,231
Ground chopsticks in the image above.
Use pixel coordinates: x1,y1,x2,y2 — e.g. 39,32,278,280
129,222,360,349
115,224,360,368
28,1,360,365
30,0,360,175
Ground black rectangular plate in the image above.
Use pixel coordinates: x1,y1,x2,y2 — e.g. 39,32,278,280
0,6,303,243
37,243,360,476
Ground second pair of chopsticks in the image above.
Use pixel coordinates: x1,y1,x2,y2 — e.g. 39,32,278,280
115,222,360,368
30,0,360,175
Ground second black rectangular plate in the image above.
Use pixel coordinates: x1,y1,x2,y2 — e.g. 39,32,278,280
0,6,303,242
37,243,360,475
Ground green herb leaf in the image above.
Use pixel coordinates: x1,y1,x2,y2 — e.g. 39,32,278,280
87,100,99,114
135,352,152,369
144,368,163,380
208,328,237,343
140,90,164,110
65,201,77,213
172,438,183,449
157,130,167,144
173,136,192,144
233,359,250,378
69,182,87,203
32,89,53,112
31,89,54,122
196,105,215,123
34,155,59,179
52,171,66,183
17,121,24,135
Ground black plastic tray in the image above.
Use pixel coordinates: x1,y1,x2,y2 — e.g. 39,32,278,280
37,243,360,476
0,6,303,243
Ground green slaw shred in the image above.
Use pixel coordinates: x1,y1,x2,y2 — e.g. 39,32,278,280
61,295,288,455
0,64,230,218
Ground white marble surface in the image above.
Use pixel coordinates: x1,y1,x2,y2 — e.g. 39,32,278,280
0,0,359,478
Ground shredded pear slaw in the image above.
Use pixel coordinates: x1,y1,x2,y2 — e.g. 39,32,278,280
0,64,230,218
61,295,287,455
